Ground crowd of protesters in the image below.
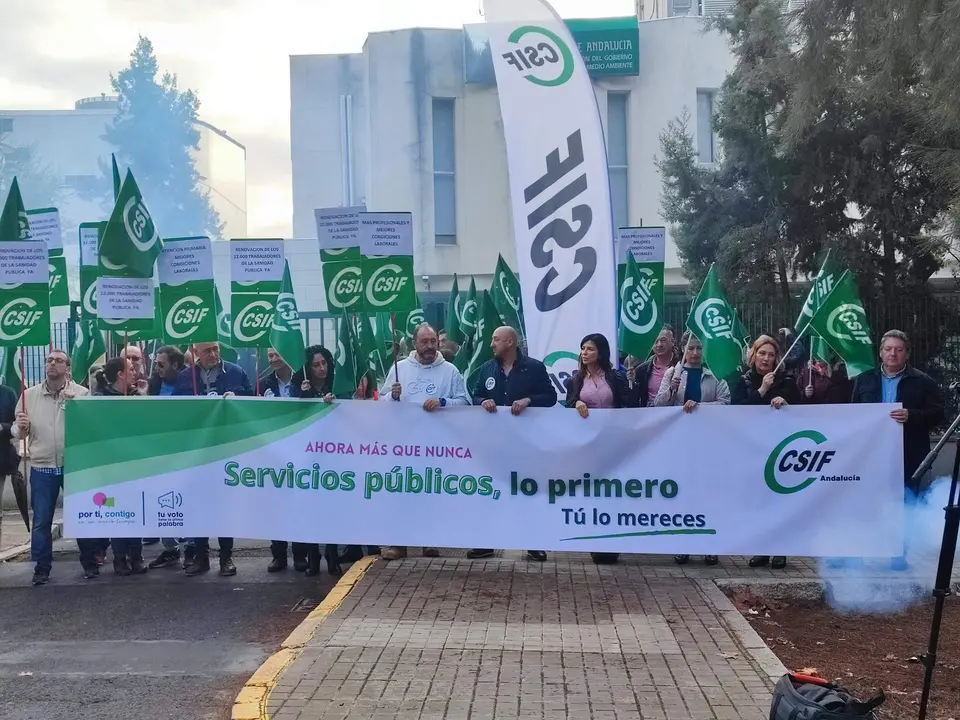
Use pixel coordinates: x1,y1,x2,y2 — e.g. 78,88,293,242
1,317,941,587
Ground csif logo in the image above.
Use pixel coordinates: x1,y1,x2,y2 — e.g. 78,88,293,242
405,308,425,336
328,265,362,310
123,196,159,253
764,430,835,494
460,297,478,335
17,210,30,240
501,25,575,87
48,263,64,291
365,264,409,308
825,304,871,346
543,349,579,397
273,292,299,331
165,295,210,340
619,268,658,336
693,298,736,341
83,280,98,316
0,297,44,343
233,299,274,343
522,131,595,312
499,274,520,312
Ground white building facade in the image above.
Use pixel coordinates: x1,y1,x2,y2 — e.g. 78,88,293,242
290,15,734,305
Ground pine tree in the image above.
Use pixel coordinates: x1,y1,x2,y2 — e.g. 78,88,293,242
102,36,222,239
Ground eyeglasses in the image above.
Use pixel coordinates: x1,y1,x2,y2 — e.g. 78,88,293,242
45,357,67,365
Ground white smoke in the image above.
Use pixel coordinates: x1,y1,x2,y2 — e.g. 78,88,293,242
821,476,955,613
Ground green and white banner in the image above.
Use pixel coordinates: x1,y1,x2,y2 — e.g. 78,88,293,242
315,205,364,263
230,239,283,347
64,401,903,556
322,256,363,312
79,223,104,320
48,255,69,307
0,241,51,346
99,169,161,278
158,237,218,345
617,227,665,359
357,212,417,314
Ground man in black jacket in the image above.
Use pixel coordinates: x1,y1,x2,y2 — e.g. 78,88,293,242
469,326,556,562
632,325,677,407
852,329,944,570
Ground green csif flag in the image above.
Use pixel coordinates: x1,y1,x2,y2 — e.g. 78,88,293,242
0,347,23,394
807,270,875,378
445,274,464,345
356,315,385,383
213,286,239,363
490,255,524,334
460,278,478,340
0,177,31,243
332,311,360,398
268,261,305,370
464,290,501,391
100,169,161,278
618,251,663,359
684,265,748,381
71,319,107,384
796,250,843,364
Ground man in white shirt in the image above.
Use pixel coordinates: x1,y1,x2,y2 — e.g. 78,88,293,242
377,323,471,560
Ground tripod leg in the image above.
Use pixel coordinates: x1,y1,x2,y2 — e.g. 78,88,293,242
917,447,960,720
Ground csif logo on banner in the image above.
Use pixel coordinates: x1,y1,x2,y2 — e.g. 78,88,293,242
123,196,159,253
764,430,860,494
365,264,410,309
826,304,871,345
165,295,211,340
328,265,362,310
233,299,274,344
620,268,658,336
501,25,575,87
522,130,596,312
0,297,44,343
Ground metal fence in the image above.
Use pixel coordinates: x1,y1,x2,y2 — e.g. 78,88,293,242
32,293,960,422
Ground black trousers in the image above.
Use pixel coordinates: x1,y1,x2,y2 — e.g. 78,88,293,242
193,537,233,558
270,540,310,562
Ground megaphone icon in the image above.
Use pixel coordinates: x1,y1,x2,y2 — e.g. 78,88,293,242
158,491,182,509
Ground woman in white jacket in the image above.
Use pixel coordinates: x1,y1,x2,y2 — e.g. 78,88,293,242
654,331,730,566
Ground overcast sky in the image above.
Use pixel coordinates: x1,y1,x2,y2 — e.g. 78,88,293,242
0,0,634,237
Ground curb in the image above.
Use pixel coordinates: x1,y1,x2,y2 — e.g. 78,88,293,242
0,521,61,563
696,578,789,686
231,555,377,720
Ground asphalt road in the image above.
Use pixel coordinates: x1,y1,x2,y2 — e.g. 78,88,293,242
0,540,337,720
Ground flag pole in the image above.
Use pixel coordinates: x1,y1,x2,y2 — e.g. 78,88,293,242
190,344,198,396
123,331,129,395
773,327,806,374
390,312,399,384
255,350,260,397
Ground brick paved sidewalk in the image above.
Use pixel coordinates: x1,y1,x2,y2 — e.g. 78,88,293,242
266,553,786,720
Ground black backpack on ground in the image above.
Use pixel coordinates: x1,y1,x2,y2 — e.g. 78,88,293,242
770,674,885,719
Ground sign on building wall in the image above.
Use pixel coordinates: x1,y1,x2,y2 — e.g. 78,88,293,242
464,16,640,83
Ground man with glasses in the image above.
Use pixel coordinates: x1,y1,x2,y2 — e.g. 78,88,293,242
12,350,89,585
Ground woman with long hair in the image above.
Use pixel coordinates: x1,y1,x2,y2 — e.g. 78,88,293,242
565,333,632,417
292,345,335,402
565,333,633,565
655,331,731,567
732,335,800,570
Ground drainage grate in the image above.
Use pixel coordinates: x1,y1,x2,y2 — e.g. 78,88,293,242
291,597,320,612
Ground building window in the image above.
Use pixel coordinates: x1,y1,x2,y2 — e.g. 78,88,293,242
696,89,717,164
607,93,629,230
0,117,13,134
432,98,457,246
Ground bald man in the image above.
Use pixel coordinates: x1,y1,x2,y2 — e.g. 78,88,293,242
469,326,556,562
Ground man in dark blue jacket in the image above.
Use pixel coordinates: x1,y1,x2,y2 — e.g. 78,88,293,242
852,329,944,570
174,342,254,576
469,326,556,562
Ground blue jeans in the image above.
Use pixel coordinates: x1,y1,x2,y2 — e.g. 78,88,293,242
30,468,63,574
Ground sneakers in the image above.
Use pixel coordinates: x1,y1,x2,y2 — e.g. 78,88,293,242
267,558,287,573
220,557,237,577
129,557,148,575
467,548,495,559
381,546,408,561
32,570,49,586
423,547,440,558
148,550,181,569
182,546,196,570
293,558,308,572
526,550,547,562
83,567,99,580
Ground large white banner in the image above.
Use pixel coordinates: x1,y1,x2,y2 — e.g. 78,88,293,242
64,400,904,557
485,0,618,387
